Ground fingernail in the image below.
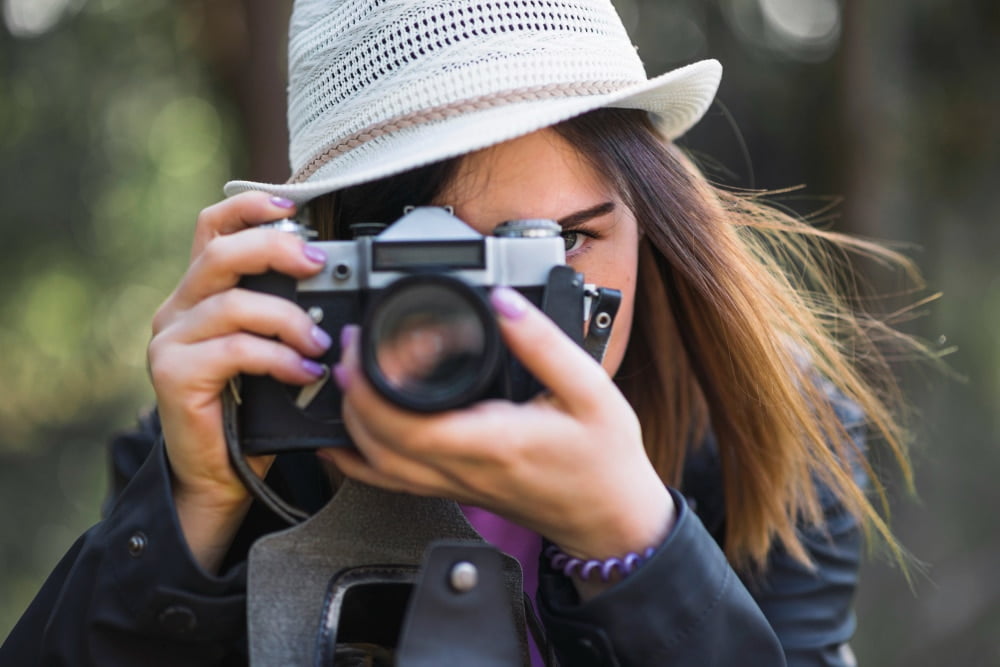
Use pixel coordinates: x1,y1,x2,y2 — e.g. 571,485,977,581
302,359,326,377
270,196,295,209
490,286,527,320
311,325,332,351
333,363,351,390
303,244,327,264
340,324,359,351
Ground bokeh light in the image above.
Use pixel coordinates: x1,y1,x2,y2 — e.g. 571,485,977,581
720,0,842,62
759,0,841,60
3,0,80,38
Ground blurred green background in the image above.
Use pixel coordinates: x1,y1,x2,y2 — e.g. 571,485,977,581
1,0,997,663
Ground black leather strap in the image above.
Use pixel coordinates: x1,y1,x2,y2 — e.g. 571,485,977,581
395,542,525,666
223,384,308,524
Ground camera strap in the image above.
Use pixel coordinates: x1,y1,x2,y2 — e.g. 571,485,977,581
223,382,311,523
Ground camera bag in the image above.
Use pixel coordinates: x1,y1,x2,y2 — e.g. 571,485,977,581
246,479,547,666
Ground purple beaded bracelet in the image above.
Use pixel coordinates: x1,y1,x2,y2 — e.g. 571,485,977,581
544,544,658,583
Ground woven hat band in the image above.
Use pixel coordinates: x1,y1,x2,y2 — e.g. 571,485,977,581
289,79,633,184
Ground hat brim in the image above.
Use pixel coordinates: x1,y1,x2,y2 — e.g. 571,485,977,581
224,59,721,205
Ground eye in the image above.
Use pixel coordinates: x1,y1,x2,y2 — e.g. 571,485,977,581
562,230,580,253
561,228,597,254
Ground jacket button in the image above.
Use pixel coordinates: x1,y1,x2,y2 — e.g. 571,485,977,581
577,637,602,660
127,532,147,558
158,605,197,634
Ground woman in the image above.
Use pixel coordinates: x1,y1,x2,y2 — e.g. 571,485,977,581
2,0,913,665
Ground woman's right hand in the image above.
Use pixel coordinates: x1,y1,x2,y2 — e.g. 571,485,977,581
147,192,331,572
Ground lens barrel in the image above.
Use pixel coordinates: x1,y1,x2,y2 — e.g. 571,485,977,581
360,274,502,412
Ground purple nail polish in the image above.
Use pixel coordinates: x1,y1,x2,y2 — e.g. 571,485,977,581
270,196,295,209
303,245,327,264
311,325,332,350
490,286,527,320
340,324,359,350
333,363,351,390
302,359,325,377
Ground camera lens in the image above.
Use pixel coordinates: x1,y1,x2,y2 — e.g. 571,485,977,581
361,275,501,412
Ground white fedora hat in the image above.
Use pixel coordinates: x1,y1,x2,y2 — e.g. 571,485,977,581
224,0,722,205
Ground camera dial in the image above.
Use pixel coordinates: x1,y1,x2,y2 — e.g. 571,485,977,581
492,219,561,238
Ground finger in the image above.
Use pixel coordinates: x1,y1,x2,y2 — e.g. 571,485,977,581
149,332,326,396
191,192,297,261
163,288,332,358
172,227,327,312
489,286,610,414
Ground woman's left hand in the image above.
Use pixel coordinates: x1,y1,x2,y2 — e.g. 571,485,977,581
320,286,676,562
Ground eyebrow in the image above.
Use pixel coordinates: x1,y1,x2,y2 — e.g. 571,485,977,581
557,201,616,228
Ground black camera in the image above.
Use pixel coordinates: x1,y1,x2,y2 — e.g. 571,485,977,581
234,207,620,456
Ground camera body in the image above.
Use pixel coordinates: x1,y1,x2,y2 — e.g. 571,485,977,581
236,207,612,455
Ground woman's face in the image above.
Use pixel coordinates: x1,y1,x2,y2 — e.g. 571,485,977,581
435,128,639,376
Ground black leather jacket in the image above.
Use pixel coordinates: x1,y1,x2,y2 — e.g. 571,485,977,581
2,391,865,666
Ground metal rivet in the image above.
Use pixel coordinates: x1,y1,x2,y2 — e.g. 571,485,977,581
127,532,147,558
595,312,612,329
333,263,351,280
307,306,324,323
449,561,478,593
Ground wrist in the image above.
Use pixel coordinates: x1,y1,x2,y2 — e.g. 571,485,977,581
173,482,253,574
548,484,675,602
173,477,251,517
556,478,675,561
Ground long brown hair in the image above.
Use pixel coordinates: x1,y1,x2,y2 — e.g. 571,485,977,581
309,108,917,571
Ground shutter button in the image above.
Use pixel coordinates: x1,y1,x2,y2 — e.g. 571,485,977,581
127,532,147,558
